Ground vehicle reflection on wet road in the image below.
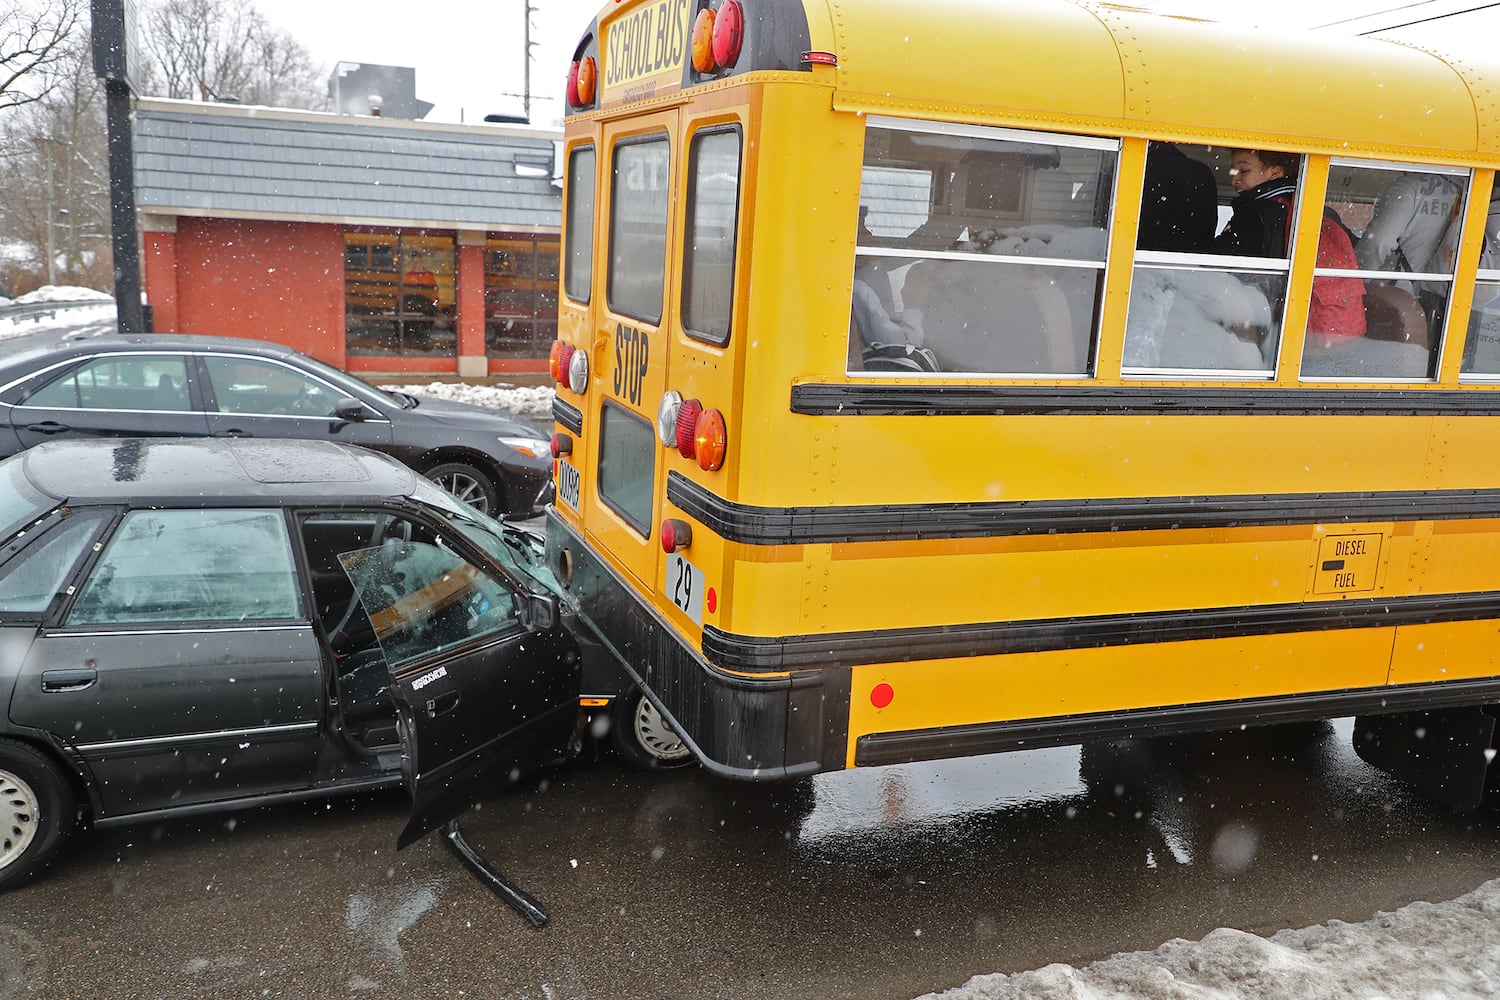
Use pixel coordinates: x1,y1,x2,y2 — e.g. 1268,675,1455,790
8,719,1500,1000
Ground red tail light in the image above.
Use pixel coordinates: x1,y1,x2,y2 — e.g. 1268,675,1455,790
549,341,576,385
712,1,744,68
661,518,693,552
674,398,702,458
550,433,572,458
566,57,597,107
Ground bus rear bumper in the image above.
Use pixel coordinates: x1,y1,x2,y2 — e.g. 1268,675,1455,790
545,511,851,780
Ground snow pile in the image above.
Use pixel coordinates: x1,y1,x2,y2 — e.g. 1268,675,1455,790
1,302,116,339
919,879,1500,999
1123,269,1271,371
381,381,556,420
12,284,113,304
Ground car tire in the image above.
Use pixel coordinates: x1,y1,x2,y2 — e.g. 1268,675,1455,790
425,462,499,516
611,688,695,771
0,739,75,892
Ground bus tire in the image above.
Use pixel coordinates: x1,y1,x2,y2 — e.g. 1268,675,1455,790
0,739,75,892
611,688,695,771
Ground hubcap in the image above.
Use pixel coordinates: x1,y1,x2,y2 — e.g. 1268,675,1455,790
633,696,691,762
0,767,39,871
430,470,491,515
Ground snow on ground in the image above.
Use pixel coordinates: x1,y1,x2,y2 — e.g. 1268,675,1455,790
381,380,555,420
922,880,1500,999
0,300,117,339
11,284,114,304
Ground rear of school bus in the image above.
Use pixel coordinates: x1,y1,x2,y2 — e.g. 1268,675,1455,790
546,0,1500,792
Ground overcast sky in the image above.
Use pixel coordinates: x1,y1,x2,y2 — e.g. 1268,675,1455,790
245,0,1500,128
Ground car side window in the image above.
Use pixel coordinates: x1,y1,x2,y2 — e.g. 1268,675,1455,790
337,528,520,670
23,355,192,412
0,514,107,616
203,356,345,417
68,508,302,625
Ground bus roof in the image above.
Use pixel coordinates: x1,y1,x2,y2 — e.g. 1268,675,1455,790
578,0,1499,164
813,0,1498,162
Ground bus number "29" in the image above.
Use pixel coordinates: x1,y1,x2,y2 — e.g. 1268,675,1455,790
614,323,650,405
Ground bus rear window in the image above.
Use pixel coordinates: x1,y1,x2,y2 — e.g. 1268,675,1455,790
682,127,742,345
609,134,671,325
565,145,596,303
598,403,655,535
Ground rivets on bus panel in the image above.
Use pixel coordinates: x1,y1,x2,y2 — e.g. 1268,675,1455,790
550,433,572,458
567,347,590,394
657,391,683,447
661,518,693,553
871,683,895,710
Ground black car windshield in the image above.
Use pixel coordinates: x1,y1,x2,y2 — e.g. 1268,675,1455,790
0,453,61,540
411,478,559,591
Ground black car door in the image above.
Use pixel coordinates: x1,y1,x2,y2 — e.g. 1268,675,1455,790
196,354,395,451
336,514,579,848
7,506,327,818
8,353,210,448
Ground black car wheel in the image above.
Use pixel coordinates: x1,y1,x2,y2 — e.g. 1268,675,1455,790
611,688,695,770
0,740,75,892
425,462,499,516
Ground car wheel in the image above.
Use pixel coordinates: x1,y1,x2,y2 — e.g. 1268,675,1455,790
0,740,75,892
425,462,499,516
611,688,695,770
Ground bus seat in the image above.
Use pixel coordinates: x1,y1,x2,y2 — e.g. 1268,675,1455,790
1027,273,1076,372
1364,284,1429,347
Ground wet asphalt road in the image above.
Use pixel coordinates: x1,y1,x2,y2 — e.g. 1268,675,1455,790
7,719,1500,1000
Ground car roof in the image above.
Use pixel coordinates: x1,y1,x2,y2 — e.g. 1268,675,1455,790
0,330,305,379
17,437,418,505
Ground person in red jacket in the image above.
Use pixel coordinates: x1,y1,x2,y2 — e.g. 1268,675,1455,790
1215,149,1366,343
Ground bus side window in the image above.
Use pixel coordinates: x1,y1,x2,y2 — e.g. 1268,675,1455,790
1123,143,1284,377
681,127,741,346
852,120,1116,377
1460,188,1500,377
1309,161,1469,380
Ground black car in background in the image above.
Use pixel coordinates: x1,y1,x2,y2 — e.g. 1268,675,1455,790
0,330,552,517
0,437,581,890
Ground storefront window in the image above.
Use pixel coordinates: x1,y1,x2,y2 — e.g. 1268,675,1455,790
344,230,456,358
484,233,560,359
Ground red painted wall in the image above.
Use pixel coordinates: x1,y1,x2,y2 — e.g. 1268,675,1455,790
168,218,348,368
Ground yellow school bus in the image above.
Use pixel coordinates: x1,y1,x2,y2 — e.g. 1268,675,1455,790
545,0,1500,804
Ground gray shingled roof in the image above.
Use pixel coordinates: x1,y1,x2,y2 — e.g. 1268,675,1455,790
133,99,561,231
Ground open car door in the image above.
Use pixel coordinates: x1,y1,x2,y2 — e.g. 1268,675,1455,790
338,529,579,848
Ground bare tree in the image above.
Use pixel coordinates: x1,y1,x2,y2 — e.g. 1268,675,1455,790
0,27,112,293
0,0,84,113
140,0,326,109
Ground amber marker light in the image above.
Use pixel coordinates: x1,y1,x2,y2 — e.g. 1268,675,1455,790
693,408,727,471
691,8,717,72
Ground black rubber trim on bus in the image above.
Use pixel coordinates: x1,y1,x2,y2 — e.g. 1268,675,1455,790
543,510,851,779
552,397,583,435
789,383,1500,417
667,471,1500,547
853,677,1500,768
701,590,1500,673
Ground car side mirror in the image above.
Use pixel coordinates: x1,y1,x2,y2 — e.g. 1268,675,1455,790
523,592,559,631
334,398,367,422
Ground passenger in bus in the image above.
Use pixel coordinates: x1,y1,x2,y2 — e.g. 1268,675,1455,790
1215,149,1366,344
1357,172,1464,339
1138,142,1218,253
851,262,933,351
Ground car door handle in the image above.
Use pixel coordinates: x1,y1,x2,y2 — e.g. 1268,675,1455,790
425,690,460,718
25,421,70,434
212,429,252,438
41,667,97,692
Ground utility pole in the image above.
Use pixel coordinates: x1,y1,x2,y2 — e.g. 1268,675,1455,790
37,138,56,286
91,0,145,333
524,1,537,123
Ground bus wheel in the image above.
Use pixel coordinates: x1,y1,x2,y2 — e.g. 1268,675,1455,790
0,739,75,892
612,688,695,771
